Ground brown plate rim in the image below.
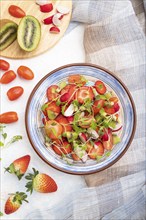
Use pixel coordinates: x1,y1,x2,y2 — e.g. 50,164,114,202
25,63,137,175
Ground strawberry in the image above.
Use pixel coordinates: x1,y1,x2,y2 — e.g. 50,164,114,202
45,120,63,140
5,155,30,180
60,84,77,101
95,80,107,94
92,99,105,115
47,85,59,101
5,192,28,215
75,86,94,104
56,114,72,132
25,168,57,194
71,152,80,161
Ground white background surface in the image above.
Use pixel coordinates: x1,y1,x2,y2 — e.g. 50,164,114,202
0,24,86,219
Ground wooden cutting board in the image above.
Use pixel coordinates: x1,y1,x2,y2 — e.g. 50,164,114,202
0,0,72,59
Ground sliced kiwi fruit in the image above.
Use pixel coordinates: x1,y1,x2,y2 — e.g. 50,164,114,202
17,15,41,52
0,19,18,51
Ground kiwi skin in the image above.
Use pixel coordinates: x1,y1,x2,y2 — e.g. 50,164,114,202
0,19,18,51
17,15,41,52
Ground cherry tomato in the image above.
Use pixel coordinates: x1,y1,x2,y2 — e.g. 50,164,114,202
8,5,26,18
7,86,24,101
0,70,16,84
68,74,86,86
92,99,105,115
47,85,59,101
109,97,118,104
95,80,107,94
17,66,34,80
88,141,104,159
0,59,10,71
0,112,18,123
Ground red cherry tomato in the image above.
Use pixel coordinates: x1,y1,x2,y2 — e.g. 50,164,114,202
95,80,107,94
7,86,24,101
47,85,59,101
0,59,10,71
92,99,105,115
17,66,34,80
8,5,26,18
0,112,18,123
0,70,16,84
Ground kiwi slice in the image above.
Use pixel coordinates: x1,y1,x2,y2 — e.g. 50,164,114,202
17,15,41,52
0,19,18,51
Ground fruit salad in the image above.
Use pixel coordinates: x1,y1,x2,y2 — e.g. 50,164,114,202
41,75,123,164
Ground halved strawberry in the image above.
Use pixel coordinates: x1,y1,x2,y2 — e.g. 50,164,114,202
25,168,57,194
5,155,30,180
56,114,72,132
68,74,86,86
66,116,74,123
86,142,93,153
5,192,28,215
52,141,72,155
114,103,120,112
92,99,105,115
75,86,94,104
45,101,61,119
45,120,63,139
95,80,107,94
60,84,77,101
103,128,113,150
88,141,104,159
47,85,59,101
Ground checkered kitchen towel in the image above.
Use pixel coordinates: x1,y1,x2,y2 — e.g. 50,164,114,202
26,0,146,219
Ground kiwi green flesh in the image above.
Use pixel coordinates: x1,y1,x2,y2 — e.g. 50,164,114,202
0,20,18,51
17,16,41,52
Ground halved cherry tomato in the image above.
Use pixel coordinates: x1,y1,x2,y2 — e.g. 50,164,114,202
47,85,59,101
0,112,18,123
8,5,26,18
68,74,86,86
95,80,107,94
46,101,61,114
71,152,80,161
45,120,63,140
88,141,104,159
79,115,95,128
109,97,118,104
0,59,10,71
56,114,72,132
7,86,24,101
92,99,105,115
103,128,113,150
75,86,94,104
17,66,34,80
104,102,120,114
52,141,72,155
104,106,115,114
0,70,16,84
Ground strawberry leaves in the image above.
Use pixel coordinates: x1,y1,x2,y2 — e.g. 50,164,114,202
25,168,39,194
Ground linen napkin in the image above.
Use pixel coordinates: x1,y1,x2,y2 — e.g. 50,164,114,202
26,0,146,219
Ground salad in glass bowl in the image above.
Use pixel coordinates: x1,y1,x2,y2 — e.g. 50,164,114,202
41,74,123,164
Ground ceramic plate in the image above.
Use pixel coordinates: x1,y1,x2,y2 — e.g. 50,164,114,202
25,63,136,174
